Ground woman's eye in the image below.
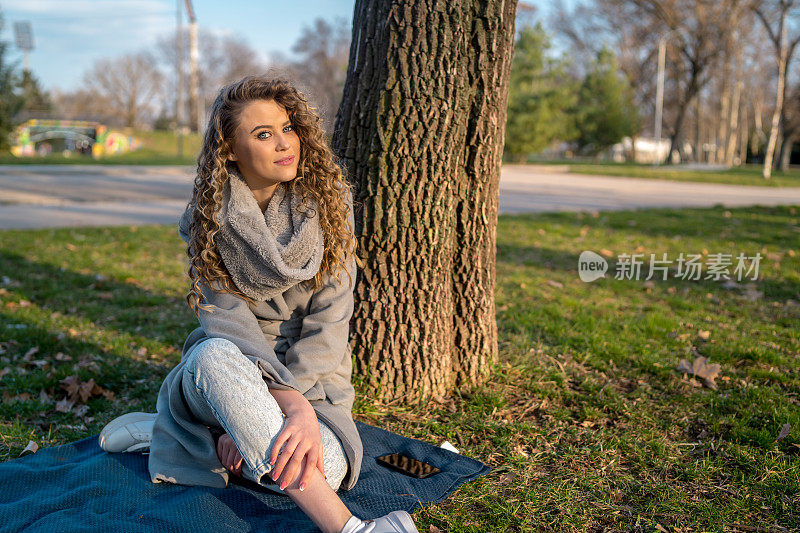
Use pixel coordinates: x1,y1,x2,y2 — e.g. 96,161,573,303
284,125,293,132
257,131,270,140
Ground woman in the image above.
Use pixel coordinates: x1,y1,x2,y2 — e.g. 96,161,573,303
99,76,418,533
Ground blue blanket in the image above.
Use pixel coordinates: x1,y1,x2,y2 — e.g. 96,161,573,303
0,420,489,532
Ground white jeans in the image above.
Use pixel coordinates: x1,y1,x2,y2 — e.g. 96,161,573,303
181,337,348,494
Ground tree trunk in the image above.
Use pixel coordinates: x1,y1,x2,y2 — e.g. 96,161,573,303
778,133,797,171
739,102,748,166
665,79,699,165
694,93,702,163
332,0,517,403
716,51,731,164
725,47,743,168
763,20,788,179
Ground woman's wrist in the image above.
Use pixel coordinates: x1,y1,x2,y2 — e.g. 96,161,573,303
268,387,313,417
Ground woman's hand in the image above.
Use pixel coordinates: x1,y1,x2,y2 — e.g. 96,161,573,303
268,408,326,491
216,433,243,477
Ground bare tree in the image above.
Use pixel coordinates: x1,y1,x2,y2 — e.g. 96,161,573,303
82,51,164,128
753,0,800,177
155,29,269,128
777,80,800,168
51,88,117,124
281,17,351,135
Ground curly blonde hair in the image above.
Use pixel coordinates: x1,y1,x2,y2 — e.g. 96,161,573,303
184,75,359,316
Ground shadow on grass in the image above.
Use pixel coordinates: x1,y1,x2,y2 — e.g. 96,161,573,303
0,249,194,346
0,250,197,439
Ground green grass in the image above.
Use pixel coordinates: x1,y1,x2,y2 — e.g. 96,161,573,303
0,129,202,165
1,205,799,531
568,162,800,188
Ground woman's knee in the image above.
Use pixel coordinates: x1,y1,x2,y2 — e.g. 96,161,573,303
319,422,348,491
184,337,242,378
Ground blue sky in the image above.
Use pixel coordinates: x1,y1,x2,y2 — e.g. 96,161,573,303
0,0,357,92
0,0,569,93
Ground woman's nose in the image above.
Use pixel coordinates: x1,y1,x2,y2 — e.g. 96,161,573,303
275,134,291,150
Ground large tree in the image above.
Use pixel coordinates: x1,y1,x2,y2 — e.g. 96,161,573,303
0,11,24,150
752,0,800,178
286,17,351,136
332,0,518,403
82,51,164,128
574,47,642,156
504,21,577,162
155,28,269,128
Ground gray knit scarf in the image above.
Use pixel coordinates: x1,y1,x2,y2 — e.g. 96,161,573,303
206,166,324,301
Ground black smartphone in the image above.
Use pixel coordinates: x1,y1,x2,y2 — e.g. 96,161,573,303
376,452,441,479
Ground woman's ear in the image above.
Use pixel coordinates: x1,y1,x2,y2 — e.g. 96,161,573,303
227,151,237,162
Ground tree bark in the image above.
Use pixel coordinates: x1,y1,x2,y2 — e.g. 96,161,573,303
763,40,786,179
716,50,731,164
778,132,797,170
332,0,518,403
725,45,743,167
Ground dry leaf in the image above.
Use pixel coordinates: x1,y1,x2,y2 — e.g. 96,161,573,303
546,279,563,288
23,346,39,360
499,472,517,484
776,423,791,443
54,352,72,361
697,330,711,340
741,283,763,302
429,526,442,533
677,356,721,389
38,389,51,403
59,375,81,398
19,440,38,456
55,397,74,413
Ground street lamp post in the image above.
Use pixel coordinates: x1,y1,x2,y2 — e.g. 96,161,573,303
653,34,666,166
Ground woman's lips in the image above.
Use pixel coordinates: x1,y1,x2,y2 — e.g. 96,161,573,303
275,155,295,165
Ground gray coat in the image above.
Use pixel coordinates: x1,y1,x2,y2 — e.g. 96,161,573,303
147,198,362,491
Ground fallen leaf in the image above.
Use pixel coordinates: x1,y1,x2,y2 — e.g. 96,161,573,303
697,330,711,340
55,397,74,413
677,356,721,389
23,346,39,361
59,375,81,399
499,472,517,484
19,440,38,456
776,423,791,443
429,526,442,533
546,279,563,288
741,283,763,301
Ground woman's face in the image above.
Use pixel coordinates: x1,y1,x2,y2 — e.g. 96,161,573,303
227,99,300,188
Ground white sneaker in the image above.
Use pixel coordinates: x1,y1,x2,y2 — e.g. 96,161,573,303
98,412,156,453
361,510,419,533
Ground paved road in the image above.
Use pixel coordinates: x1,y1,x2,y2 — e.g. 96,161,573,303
1,164,799,229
